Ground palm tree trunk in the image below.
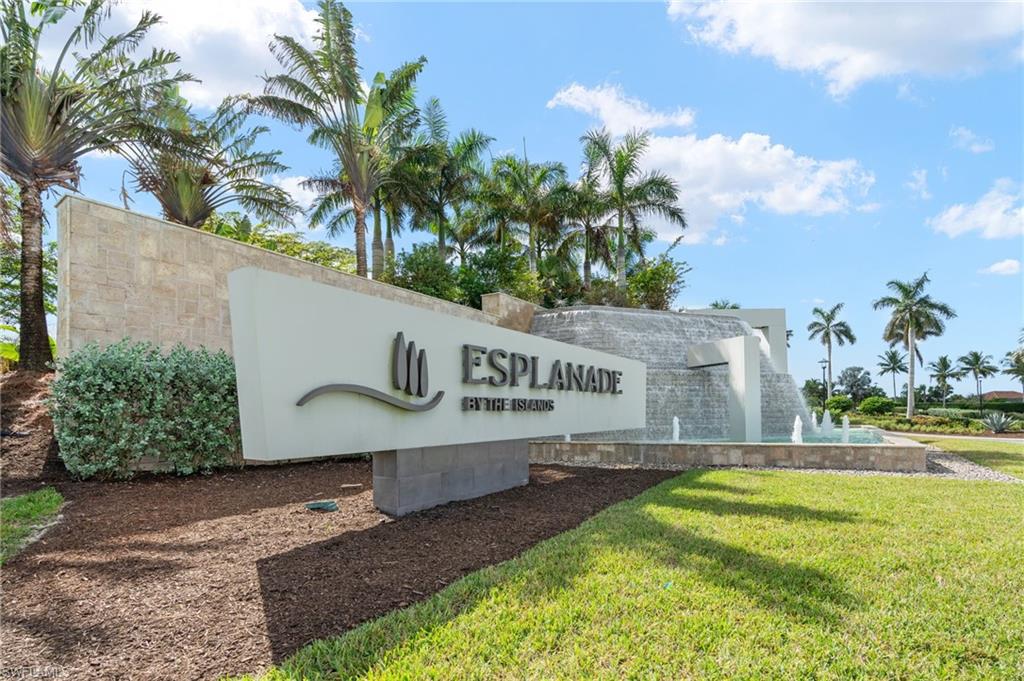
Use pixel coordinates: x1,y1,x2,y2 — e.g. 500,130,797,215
977,378,983,414
906,328,916,417
583,226,592,290
384,210,395,277
371,199,384,280
941,381,947,408
615,209,626,289
16,182,53,372
892,374,897,400
528,224,537,273
826,341,833,399
436,208,446,258
354,201,368,277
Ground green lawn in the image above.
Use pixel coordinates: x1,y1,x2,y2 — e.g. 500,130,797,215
236,470,1024,680
914,438,1024,479
0,487,63,565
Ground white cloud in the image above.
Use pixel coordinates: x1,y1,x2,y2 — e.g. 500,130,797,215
927,178,1024,239
668,1,1023,98
979,258,1021,276
856,202,881,213
41,1,325,108
950,126,994,154
272,175,318,212
547,83,695,136
549,83,874,244
905,169,931,200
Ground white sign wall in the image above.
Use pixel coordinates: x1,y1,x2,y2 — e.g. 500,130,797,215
229,268,646,461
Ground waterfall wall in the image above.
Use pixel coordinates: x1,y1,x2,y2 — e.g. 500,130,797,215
529,306,812,440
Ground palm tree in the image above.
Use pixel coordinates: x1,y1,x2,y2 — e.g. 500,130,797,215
122,96,297,227
877,349,908,400
412,99,491,258
927,355,960,407
708,299,740,309
249,1,424,277
1003,351,1024,401
558,144,611,289
957,351,998,413
806,303,856,398
583,129,686,289
873,273,957,416
484,154,566,273
1,0,188,370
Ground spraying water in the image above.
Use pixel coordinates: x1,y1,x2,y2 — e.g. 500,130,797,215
841,415,850,443
672,416,680,442
811,411,819,432
821,409,834,435
564,433,572,442
791,415,804,444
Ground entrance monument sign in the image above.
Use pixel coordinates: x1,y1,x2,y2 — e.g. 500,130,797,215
229,268,645,513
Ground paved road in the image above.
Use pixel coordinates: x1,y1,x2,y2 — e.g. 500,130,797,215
889,431,1024,445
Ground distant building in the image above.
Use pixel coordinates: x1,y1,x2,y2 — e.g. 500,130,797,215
982,390,1024,401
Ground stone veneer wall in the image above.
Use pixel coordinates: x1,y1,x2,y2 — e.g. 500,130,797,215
530,437,928,473
56,196,496,357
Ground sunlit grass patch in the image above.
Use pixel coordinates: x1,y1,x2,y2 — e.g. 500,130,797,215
235,470,1024,680
1,487,63,565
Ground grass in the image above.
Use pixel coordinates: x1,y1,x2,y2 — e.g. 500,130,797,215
913,437,1024,479
235,470,1024,680
0,487,64,566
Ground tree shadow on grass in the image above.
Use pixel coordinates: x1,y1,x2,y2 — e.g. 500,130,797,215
253,468,859,679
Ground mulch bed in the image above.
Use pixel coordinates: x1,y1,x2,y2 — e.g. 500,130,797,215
1,454,673,680
1,370,67,497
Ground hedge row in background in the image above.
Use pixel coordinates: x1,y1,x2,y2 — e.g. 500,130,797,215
50,341,241,479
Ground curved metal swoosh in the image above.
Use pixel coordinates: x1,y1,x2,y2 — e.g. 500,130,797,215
295,384,445,412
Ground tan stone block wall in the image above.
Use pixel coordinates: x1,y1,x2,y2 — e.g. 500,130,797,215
56,196,497,357
530,439,928,473
480,292,541,332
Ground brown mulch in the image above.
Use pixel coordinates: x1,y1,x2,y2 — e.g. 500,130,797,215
1,370,66,496
0,456,674,680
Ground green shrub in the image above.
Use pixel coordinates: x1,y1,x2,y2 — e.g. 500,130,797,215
457,245,542,309
627,255,691,311
847,413,985,435
384,245,461,303
50,341,241,479
825,394,854,414
858,396,894,415
926,407,981,420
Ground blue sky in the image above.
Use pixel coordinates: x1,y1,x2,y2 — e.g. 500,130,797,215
42,1,1023,393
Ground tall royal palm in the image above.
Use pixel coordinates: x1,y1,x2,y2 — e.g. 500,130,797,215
927,355,960,408
873,273,957,417
413,99,491,258
251,1,424,277
877,349,908,401
806,303,856,398
559,144,611,289
486,154,566,273
957,351,997,413
583,129,686,289
0,0,187,370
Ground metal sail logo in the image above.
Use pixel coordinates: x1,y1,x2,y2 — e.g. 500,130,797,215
296,332,445,411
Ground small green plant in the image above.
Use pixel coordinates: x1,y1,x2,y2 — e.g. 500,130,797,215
627,255,691,311
1,487,63,565
858,396,894,416
50,340,241,479
825,394,854,414
981,412,1013,434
